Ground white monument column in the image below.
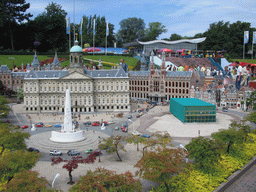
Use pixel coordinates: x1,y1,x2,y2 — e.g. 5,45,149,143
63,89,73,132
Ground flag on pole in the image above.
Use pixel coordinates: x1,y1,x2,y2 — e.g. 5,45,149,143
66,17,70,34
253,31,256,44
93,18,96,35
244,31,249,44
106,21,109,36
79,18,83,35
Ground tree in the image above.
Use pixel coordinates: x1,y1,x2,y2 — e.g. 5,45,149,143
245,91,256,110
0,95,10,117
144,22,167,41
0,150,39,183
135,147,186,192
0,0,33,50
99,135,126,161
33,2,67,52
4,170,53,192
0,123,29,156
169,33,182,41
51,154,96,185
116,17,145,44
70,167,142,192
185,137,223,171
211,126,243,154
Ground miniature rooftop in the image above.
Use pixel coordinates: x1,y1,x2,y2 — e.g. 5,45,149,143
170,98,215,107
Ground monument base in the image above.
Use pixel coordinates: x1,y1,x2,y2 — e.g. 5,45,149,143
50,130,85,143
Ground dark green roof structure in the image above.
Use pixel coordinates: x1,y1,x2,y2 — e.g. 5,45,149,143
170,98,216,123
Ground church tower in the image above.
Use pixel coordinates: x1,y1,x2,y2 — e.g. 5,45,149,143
69,36,84,73
150,51,155,76
161,51,166,76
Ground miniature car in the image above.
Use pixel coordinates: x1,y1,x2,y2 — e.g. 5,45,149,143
132,131,141,136
35,123,43,127
83,121,91,126
127,115,132,119
49,149,62,156
222,107,228,112
85,148,94,154
114,126,119,130
22,125,28,129
91,151,102,156
54,124,62,127
108,121,115,124
28,147,40,152
45,124,52,127
121,126,127,132
136,115,141,118
92,122,100,126
141,134,151,138
67,150,80,156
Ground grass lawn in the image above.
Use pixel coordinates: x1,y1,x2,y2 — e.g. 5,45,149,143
229,59,256,64
0,55,138,70
0,55,56,68
83,55,138,70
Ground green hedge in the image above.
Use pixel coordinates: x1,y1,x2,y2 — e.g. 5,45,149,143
151,133,256,192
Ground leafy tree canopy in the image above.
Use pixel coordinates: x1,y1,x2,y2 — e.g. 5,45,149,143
135,147,186,192
4,170,55,192
70,168,142,192
143,22,167,41
99,135,126,161
0,150,39,183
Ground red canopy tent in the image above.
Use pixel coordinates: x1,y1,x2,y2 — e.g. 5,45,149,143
229,62,237,66
83,47,101,52
157,48,173,53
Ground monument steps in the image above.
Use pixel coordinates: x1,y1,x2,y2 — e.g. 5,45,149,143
25,131,109,153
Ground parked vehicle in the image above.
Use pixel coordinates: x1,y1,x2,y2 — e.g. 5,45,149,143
67,150,80,156
114,126,119,130
91,151,102,156
222,107,228,112
121,126,128,132
37,122,43,125
45,124,52,127
54,124,62,128
22,125,28,129
92,121,100,126
121,123,127,127
127,115,132,119
49,149,62,156
141,134,151,138
85,148,94,154
28,147,40,152
136,115,141,118
35,123,43,127
108,121,115,124
132,131,141,136
83,121,91,126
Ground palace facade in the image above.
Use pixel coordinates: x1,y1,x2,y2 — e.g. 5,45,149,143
23,40,130,113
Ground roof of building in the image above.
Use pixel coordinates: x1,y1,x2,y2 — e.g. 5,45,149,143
0,65,11,73
11,72,28,77
25,70,69,79
70,40,83,53
24,68,128,79
87,67,128,78
138,37,206,45
170,98,215,107
31,52,40,67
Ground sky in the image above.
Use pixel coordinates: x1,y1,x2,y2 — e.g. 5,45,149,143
25,0,256,39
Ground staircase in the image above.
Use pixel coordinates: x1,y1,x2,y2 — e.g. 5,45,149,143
208,57,223,71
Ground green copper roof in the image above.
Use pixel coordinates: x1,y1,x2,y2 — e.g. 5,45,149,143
170,98,215,107
70,40,83,53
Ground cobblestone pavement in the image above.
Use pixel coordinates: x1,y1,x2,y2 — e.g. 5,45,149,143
224,163,256,192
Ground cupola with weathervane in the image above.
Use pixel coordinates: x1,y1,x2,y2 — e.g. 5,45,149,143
69,34,84,73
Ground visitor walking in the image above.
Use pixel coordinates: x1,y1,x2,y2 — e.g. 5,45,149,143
236,62,243,90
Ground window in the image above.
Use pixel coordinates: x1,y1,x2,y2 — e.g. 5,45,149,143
88,87,91,91
53,87,55,91
30,87,32,91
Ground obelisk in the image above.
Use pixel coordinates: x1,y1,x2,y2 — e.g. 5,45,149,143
63,89,73,132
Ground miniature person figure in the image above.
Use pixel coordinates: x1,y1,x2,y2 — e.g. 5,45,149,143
200,64,206,75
